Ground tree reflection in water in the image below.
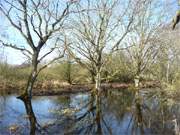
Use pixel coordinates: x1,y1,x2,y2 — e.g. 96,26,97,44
130,91,144,135
68,90,112,135
17,95,41,135
69,90,144,135
1,88,178,134
67,88,179,135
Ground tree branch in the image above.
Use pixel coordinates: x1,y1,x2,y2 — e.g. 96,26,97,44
0,40,32,56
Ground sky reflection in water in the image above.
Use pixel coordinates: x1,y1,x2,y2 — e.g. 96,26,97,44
0,89,179,135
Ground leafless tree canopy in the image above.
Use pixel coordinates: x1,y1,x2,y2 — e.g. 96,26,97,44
0,0,179,92
125,0,165,77
0,0,77,67
66,0,140,89
0,0,78,98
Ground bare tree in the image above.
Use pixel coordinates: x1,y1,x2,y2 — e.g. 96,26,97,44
125,0,165,87
153,27,180,83
0,0,77,100
68,0,137,91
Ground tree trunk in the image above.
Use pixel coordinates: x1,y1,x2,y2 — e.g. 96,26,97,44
66,60,72,84
17,51,39,134
95,72,101,91
18,51,39,100
26,69,38,98
134,75,140,88
135,62,141,88
166,59,170,83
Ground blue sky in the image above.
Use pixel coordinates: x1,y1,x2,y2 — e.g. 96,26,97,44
0,0,63,65
0,13,29,64
0,0,178,65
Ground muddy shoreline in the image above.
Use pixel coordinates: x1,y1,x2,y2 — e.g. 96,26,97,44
0,81,160,96
32,83,133,96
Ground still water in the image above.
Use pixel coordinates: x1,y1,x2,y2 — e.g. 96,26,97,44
0,89,180,135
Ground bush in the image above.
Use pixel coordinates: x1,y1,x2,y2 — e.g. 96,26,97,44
0,62,30,82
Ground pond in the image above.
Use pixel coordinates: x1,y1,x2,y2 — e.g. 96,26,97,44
0,88,180,135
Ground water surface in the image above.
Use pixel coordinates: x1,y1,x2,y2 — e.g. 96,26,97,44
0,89,179,135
